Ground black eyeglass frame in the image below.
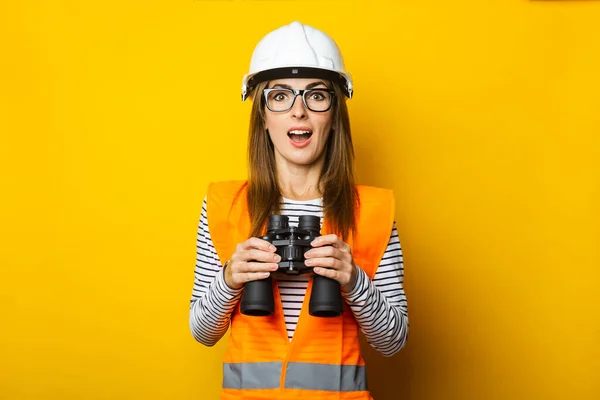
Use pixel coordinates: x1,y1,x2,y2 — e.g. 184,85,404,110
263,88,336,112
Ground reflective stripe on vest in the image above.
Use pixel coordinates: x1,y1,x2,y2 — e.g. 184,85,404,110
223,362,367,392
223,362,282,389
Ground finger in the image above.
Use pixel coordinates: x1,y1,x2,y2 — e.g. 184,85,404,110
304,246,342,260
310,234,337,246
312,266,341,281
244,262,279,273
311,234,350,251
234,271,271,284
305,257,339,269
244,237,277,252
241,248,281,263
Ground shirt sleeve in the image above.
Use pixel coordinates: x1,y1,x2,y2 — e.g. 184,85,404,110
189,196,243,347
342,221,409,356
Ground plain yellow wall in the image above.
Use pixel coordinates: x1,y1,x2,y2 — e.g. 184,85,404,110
1,0,598,399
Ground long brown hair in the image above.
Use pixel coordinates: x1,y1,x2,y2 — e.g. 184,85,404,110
245,80,359,241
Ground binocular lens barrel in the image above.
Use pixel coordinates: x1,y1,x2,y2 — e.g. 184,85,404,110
267,215,289,231
298,215,320,232
240,276,274,316
309,274,343,317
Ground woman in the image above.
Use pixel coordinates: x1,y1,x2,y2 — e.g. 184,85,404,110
189,21,408,400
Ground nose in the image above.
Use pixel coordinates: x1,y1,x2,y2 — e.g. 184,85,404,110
290,94,308,119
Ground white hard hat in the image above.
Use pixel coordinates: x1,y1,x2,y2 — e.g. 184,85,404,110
241,21,353,101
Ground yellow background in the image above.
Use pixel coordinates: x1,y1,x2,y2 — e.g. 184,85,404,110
1,0,599,399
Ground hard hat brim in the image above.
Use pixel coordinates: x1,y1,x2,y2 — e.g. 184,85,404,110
242,66,353,101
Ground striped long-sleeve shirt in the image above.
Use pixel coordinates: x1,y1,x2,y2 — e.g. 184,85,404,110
189,196,409,357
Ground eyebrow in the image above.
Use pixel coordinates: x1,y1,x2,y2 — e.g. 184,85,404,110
270,81,328,90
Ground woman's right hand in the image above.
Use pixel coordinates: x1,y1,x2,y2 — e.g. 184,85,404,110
224,238,281,290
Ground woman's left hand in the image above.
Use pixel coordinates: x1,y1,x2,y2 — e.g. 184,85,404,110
304,234,358,293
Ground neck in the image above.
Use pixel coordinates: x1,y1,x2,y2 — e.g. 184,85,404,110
275,154,325,201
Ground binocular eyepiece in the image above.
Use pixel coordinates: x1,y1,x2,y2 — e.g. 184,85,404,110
240,214,343,318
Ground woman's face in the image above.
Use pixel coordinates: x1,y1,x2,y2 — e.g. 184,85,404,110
264,78,334,168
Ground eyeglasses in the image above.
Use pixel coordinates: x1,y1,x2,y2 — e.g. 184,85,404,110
263,88,335,112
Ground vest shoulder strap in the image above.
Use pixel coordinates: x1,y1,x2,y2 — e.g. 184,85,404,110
206,180,248,266
353,185,396,279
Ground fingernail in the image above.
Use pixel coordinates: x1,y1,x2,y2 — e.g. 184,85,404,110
269,245,276,251
262,272,270,278
274,255,281,262
305,259,313,265
311,239,319,246
272,264,279,270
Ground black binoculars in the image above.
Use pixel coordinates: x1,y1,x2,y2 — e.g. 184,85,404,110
240,214,343,318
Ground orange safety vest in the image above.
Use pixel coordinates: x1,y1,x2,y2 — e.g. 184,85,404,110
206,180,395,400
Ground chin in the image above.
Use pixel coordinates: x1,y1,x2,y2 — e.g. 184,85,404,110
288,158,315,166
283,154,319,166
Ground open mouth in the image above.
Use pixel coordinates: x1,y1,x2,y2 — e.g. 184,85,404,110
287,130,313,143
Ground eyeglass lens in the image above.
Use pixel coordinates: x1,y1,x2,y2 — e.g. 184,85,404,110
266,89,332,112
